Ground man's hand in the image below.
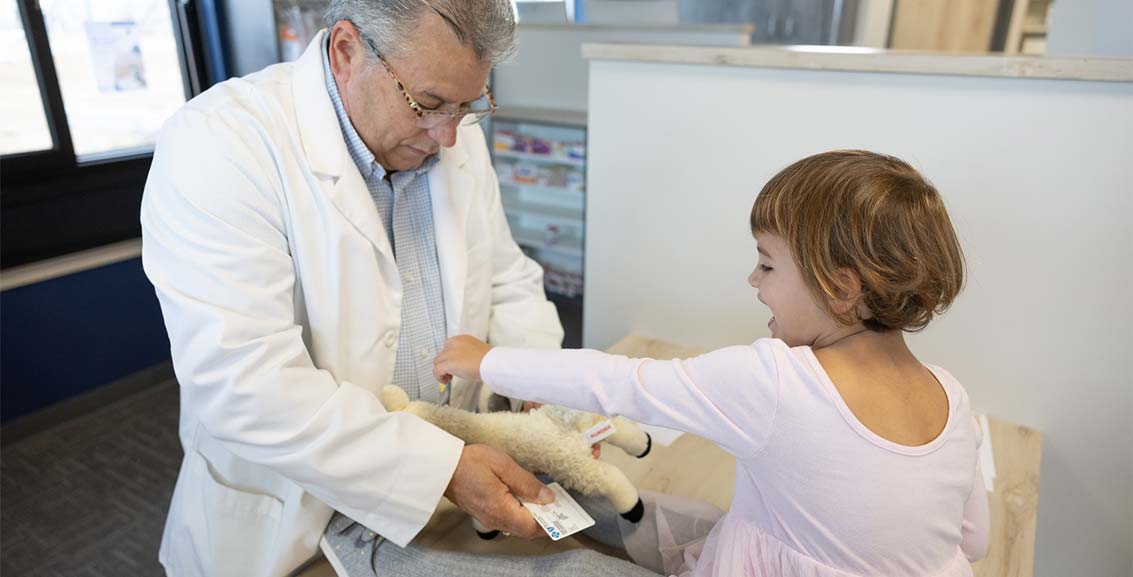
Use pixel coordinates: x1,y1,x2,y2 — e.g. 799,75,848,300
434,335,492,385
444,444,554,539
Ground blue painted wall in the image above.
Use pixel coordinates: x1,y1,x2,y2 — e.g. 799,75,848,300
1,257,171,422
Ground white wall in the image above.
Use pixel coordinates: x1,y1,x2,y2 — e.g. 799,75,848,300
583,0,680,25
585,59,1133,576
1046,0,1133,58
493,24,751,111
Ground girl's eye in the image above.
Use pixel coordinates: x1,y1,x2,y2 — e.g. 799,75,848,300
759,264,773,272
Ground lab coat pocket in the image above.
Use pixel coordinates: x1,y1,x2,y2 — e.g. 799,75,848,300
187,451,284,577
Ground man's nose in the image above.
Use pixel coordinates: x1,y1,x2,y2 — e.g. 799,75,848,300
428,120,458,148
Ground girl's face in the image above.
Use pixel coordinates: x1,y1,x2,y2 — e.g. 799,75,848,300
748,232,838,347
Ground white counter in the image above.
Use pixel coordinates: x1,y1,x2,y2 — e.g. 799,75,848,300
492,25,753,112
582,43,1133,83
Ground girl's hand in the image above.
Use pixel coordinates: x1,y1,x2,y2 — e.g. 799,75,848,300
434,335,493,385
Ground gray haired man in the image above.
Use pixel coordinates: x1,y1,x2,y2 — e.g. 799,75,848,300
142,0,659,575
315,3,656,575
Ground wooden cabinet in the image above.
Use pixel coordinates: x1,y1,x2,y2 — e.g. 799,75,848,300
890,0,1052,54
890,0,1002,52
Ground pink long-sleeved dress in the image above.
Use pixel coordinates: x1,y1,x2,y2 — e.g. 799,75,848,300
482,339,989,577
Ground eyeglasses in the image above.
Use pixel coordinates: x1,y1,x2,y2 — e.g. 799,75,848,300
361,36,496,129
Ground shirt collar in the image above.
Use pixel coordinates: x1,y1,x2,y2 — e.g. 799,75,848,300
323,35,440,180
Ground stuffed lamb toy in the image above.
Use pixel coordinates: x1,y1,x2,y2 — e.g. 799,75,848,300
378,385,652,537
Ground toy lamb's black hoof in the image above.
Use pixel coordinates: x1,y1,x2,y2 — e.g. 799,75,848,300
477,529,501,540
635,433,652,458
620,498,645,523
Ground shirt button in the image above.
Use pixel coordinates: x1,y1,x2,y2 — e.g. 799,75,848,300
418,349,431,361
403,271,416,284
384,330,397,348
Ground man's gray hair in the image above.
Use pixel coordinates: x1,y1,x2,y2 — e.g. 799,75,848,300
324,0,517,64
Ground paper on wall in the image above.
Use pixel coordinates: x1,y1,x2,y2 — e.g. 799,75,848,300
85,21,147,93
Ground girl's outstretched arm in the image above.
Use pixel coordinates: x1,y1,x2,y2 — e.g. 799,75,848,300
436,335,783,459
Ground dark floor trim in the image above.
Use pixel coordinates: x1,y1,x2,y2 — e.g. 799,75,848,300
1,361,175,446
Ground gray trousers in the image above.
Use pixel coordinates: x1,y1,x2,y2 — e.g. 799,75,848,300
325,490,662,577
365,542,658,577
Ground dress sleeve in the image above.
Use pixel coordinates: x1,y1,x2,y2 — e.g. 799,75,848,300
481,339,785,458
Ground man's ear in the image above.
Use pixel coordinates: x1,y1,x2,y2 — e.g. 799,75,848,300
328,20,365,81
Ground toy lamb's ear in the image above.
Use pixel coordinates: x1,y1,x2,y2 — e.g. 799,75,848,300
380,386,410,411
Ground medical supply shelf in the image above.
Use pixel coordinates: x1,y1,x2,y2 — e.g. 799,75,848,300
490,108,587,347
494,149,587,168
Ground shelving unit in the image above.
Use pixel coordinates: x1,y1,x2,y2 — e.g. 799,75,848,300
497,178,584,196
503,201,584,226
490,108,587,347
1005,0,1053,55
495,149,586,168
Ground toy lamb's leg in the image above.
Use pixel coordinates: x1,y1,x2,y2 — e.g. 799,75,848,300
471,519,499,540
604,416,652,458
539,406,653,459
543,449,645,523
590,463,645,522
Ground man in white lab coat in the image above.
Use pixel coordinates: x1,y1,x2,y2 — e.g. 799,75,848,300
138,1,640,576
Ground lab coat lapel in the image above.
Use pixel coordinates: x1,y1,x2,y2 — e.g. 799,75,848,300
326,166,396,262
430,140,472,338
292,30,395,264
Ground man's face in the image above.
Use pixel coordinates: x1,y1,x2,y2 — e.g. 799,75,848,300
328,15,492,172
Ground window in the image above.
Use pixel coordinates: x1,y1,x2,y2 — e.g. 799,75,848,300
2,0,210,268
39,0,188,158
0,0,52,155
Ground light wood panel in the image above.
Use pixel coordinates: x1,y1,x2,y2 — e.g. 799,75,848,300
889,0,1002,53
969,418,1044,577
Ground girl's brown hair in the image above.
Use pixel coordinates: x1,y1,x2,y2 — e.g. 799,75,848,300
750,150,965,332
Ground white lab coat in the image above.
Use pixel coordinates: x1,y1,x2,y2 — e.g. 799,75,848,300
141,32,563,577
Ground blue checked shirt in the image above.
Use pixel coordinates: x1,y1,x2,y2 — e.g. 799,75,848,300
323,38,449,405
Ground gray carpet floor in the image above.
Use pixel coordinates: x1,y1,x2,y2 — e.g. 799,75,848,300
2,379,182,576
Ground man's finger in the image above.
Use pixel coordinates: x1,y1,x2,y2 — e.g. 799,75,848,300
492,456,554,505
497,496,546,539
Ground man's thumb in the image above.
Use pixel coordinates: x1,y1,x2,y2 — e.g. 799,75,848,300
495,458,554,505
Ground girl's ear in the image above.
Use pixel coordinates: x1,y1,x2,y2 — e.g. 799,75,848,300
829,268,864,317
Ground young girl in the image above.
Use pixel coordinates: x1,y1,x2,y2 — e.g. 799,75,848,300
435,150,989,577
